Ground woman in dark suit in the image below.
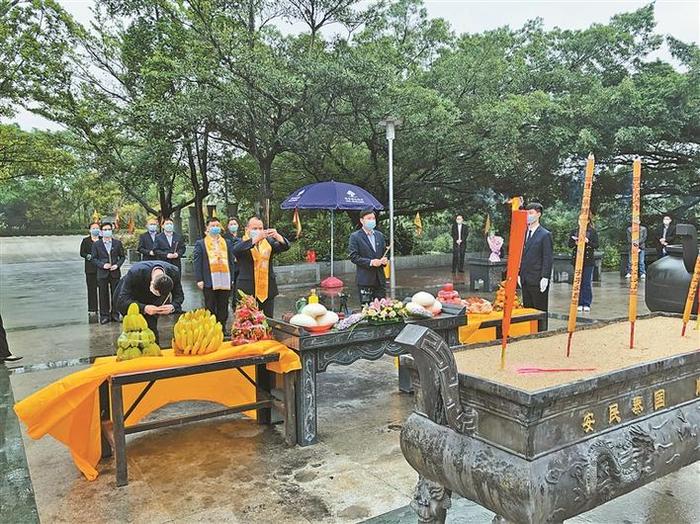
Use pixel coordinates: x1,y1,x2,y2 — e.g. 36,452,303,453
569,213,599,312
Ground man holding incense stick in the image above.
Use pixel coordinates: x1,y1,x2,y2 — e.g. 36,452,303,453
519,203,553,328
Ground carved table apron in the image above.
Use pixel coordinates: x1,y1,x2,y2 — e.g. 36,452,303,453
269,305,466,446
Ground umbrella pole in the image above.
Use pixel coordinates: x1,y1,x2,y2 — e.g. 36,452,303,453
330,209,335,278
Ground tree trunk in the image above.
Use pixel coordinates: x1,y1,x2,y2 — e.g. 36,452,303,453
258,157,273,225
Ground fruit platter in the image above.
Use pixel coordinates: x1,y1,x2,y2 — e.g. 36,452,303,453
116,303,162,361
230,292,273,345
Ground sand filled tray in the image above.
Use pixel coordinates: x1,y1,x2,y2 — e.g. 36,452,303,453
454,316,699,391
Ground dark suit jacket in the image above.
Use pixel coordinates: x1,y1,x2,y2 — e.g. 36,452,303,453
154,232,186,269
655,224,676,255
519,226,553,285
568,227,599,266
91,238,126,280
348,228,386,288
451,223,468,247
80,236,99,274
232,236,289,300
137,231,159,260
114,261,184,315
193,237,237,289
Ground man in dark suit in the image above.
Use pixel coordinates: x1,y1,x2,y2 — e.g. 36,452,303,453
349,208,388,304
114,261,184,344
518,203,553,327
194,218,237,325
154,218,186,271
91,222,126,324
1,314,22,362
451,214,468,273
80,221,101,323
655,215,676,258
232,216,290,318
137,217,160,261
223,217,241,309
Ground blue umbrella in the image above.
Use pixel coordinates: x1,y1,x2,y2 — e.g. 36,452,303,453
281,181,384,277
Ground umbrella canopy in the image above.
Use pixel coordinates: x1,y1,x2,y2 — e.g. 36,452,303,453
281,181,384,285
281,181,384,210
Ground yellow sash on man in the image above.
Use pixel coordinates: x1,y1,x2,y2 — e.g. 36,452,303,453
248,237,272,303
204,235,231,290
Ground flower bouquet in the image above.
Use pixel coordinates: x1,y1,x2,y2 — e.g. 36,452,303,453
230,291,272,346
362,298,408,325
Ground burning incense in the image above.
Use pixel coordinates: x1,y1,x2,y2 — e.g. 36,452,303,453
628,157,642,348
566,154,595,357
500,209,528,369
681,254,700,337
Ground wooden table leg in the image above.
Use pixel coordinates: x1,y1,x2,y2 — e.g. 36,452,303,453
295,352,318,446
110,380,128,487
255,364,272,425
99,381,113,459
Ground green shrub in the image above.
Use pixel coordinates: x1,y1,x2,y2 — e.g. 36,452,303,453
276,240,305,265
601,243,620,270
431,232,453,253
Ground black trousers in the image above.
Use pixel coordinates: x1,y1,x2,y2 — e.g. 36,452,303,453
98,276,120,319
358,285,386,305
85,272,98,312
0,314,10,359
204,288,230,326
452,243,466,272
521,281,549,330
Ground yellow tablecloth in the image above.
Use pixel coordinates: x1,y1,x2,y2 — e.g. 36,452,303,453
14,340,300,481
459,308,542,344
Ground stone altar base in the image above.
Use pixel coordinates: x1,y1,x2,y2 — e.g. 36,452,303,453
395,319,700,524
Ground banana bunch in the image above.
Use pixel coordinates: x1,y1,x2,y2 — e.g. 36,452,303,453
173,309,224,356
116,303,161,361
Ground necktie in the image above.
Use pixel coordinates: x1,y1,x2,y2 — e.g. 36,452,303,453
526,230,532,244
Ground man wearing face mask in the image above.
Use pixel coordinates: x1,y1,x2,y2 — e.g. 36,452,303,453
137,218,160,261
80,222,102,323
655,215,676,258
91,222,126,324
233,217,290,317
155,218,186,272
518,203,553,328
114,261,184,344
451,214,468,273
349,208,388,304
193,218,237,325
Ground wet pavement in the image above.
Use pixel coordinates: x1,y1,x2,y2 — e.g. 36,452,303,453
1,242,698,523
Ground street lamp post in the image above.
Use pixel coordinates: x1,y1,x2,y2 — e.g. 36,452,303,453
379,116,402,298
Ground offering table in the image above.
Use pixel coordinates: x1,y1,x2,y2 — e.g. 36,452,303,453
269,304,466,446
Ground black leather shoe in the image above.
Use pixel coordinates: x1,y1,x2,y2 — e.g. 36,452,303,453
2,354,23,362
111,315,121,322
100,317,110,325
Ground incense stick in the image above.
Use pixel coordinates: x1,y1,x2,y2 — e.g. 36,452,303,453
628,157,642,348
566,154,595,357
500,209,528,370
681,255,700,337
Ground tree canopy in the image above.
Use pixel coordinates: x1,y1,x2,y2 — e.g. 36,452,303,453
1,0,698,238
